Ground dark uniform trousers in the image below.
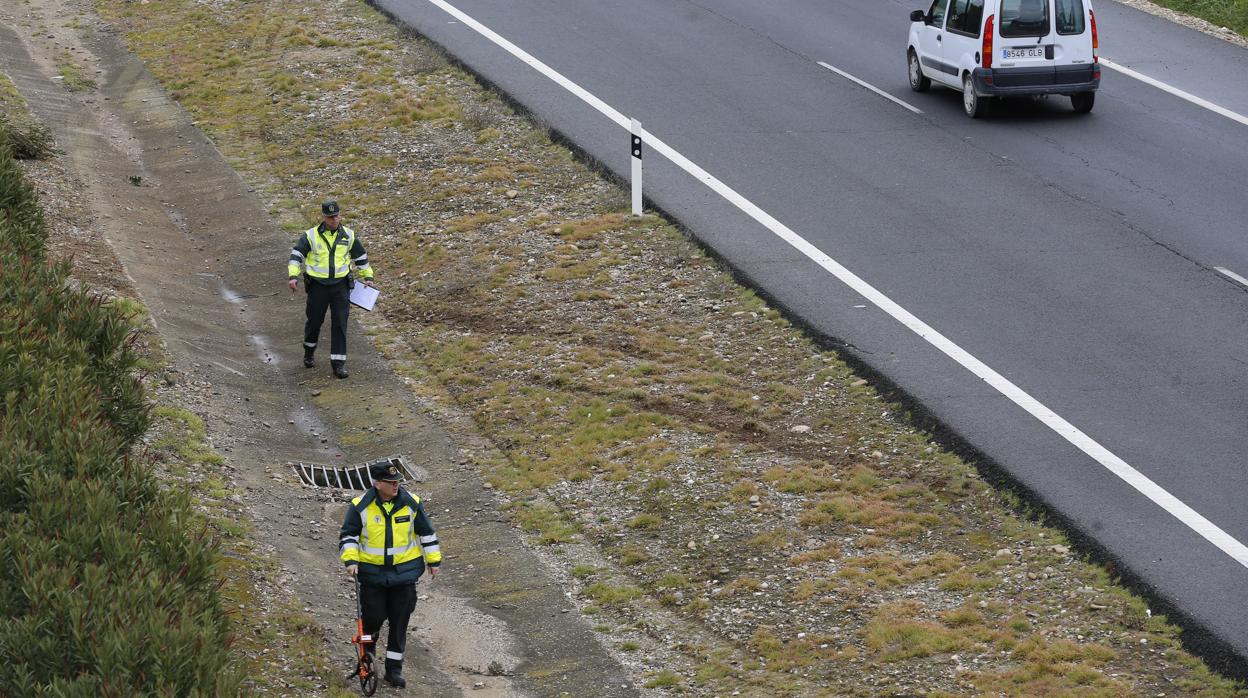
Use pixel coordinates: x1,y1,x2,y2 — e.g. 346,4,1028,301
360,581,417,674
304,278,350,360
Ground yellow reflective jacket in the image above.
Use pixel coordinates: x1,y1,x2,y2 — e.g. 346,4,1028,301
339,489,440,585
288,223,374,283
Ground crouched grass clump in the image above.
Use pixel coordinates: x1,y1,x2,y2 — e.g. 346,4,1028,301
0,119,57,160
0,143,241,694
0,73,56,161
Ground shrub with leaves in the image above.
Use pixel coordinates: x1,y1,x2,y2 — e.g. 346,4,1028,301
0,142,241,695
0,118,58,160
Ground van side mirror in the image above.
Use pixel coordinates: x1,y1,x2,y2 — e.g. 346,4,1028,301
910,10,927,23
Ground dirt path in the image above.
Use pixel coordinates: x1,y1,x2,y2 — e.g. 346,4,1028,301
0,3,639,696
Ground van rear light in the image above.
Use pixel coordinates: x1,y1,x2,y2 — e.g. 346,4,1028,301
1090,9,1099,62
982,15,995,69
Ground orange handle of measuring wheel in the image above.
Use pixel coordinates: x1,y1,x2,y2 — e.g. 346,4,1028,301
353,619,373,653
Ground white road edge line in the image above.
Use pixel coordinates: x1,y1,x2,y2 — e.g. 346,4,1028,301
1215,266,1248,289
817,61,923,114
425,0,1248,569
1102,58,1248,128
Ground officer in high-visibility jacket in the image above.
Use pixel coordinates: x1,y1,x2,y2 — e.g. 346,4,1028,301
339,461,441,689
288,200,374,379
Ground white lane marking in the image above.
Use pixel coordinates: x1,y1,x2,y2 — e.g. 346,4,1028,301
424,0,1248,569
1215,266,1248,288
429,0,628,130
817,61,923,114
1102,58,1248,128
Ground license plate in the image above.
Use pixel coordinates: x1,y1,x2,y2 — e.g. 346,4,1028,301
1003,47,1044,59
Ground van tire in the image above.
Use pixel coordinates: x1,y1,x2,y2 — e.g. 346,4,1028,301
1071,92,1095,114
908,50,930,92
963,74,987,118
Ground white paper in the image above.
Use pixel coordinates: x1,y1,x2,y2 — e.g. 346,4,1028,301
349,283,379,311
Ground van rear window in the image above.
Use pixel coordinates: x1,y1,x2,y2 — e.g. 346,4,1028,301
999,0,1050,38
1055,0,1085,34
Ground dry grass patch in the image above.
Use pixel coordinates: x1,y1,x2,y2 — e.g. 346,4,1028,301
627,513,662,530
799,493,942,538
748,627,835,671
55,50,96,91
511,501,578,544
761,463,839,494
865,601,971,661
789,541,841,565
584,582,643,606
967,637,1129,696
835,551,962,589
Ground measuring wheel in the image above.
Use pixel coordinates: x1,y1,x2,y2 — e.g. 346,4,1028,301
357,652,378,696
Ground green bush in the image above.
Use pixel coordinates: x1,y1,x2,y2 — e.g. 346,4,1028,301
0,119,58,160
0,142,241,695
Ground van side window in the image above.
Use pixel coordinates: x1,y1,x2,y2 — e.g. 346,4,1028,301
999,0,1051,38
1055,0,1085,34
947,0,985,36
928,0,950,28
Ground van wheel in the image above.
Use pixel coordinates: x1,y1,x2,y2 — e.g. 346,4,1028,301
908,50,930,92
963,74,987,118
1071,92,1095,114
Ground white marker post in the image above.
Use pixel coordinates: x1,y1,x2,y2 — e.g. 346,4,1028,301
630,118,643,216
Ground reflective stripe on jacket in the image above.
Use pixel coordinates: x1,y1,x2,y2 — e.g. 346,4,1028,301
288,223,374,282
339,488,440,586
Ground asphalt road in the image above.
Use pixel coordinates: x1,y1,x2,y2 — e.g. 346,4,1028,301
370,0,1248,673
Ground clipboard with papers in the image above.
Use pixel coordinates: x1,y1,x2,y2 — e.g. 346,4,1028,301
349,283,380,311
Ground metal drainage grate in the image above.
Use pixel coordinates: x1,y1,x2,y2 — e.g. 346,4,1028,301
292,456,418,490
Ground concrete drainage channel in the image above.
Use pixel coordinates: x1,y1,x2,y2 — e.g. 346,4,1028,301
293,455,422,490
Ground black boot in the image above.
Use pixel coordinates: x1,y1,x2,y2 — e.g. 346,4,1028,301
332,361,349,379
384,659,405,688
303,347,315,368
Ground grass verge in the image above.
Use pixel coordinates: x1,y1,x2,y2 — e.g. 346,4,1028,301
0,131,237,694
2,58,348,694
1145,0,1248,36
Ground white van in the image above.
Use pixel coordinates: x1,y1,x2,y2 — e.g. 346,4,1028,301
906,0,1100,117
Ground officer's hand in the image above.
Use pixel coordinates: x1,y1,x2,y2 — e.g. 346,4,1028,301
362,279,376,289
288,278,298,292
428,566,439,579
346,564,358,577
